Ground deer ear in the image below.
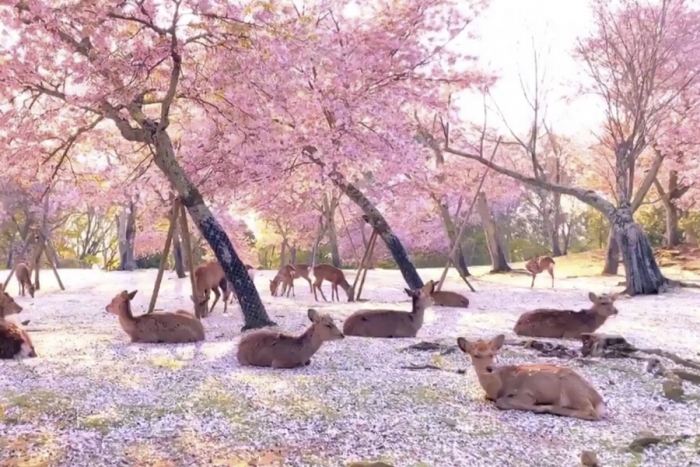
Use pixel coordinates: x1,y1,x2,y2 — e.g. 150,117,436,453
307,308,320,322
588,292,598,302
127,290,138,300
457,337,470,353
426,280,436,294
490,334,505,350
610,292,620,301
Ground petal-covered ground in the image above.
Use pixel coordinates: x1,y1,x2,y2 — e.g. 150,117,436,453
1,265,699,466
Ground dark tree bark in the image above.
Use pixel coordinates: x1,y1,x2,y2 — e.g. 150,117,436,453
602,230,620,276
654,172,688,247
302,146,423,289
290,245,297,264
550,192,563,256
280,240,287,267
324,195,342,268
476,192,511,273
118,196,137,271
172,227,186,278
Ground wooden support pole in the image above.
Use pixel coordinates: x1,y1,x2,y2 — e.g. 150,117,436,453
2,234,32,289
178,202,201,317
436,137,501,293
351,229,377,292
356,230,378,301
43,233,65,291
31,237,45,290
148,200,180,314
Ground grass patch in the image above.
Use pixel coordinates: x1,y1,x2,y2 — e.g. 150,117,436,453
148,356,185,371
2,389,73,424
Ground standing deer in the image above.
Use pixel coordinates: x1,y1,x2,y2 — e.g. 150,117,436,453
191,261,256,315
525,256,555,288
237,308,344,368
0,287,37,359
513,292,620,339
270,264,296,297
286,263,313,294
312,264,355,302
106,290,205,343
14,262,35,298
457,334,606,421
343,280,435,338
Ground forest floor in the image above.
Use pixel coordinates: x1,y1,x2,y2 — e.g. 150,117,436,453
1,257,699,466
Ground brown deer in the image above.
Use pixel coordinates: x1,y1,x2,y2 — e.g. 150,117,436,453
0,288,36,359
525,256,555,288
237,308,344,368
312,264,355,302
191,261,256,315
431,289,470,308
270,264,296,297
457,334,606,421
513,292,620,339
14,262,35,298
343,280,435,338
106,290,205,343
285,263,313,294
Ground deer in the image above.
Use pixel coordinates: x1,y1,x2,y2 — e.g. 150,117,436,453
106,290,205,344
431,289,470,308
14,262,35,298
0,287,36,359
312,264,355,302
513,292,620,339
343,280,435,338
457,334,606,421
270,264,296,297
286,263,314,294
525,256,555,288
237,308,344,368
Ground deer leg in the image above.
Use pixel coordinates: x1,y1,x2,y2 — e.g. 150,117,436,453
333,284,339,301
290,280,296,297
316,281,329,302
305,277,313,293
19,282,23,296
530,273,536,288
210,287,221,314
545,404,602,421
494,393,550,414
548,266,554,288
271,359,301,369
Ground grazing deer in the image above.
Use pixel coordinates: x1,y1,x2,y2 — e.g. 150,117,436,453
107,290,205,344
0,288,36,359
431,289,470,308
457,334,606,421
14,262,35,298
270,264,296,297
312,264,355,302
343,280,435,338
191,261,256,315
286,263,313,294
237,308,344,368
526,256,555,288
513,292,620,339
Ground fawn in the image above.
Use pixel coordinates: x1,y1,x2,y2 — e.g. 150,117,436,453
312,264,355,302
270,264,296,297
237,308,344,368
343,280,435,338
526,256,555,288
14,262,35,298
107,290,205,344
457,334,606,421
0,287,36,359
431,289,469,308
513,292,619,339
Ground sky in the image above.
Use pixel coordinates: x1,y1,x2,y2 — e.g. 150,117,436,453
458,0,603,141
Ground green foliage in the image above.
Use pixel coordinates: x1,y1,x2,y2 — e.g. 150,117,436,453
634,206,665,247
135,254,163,269
679,212,700,240
508,238,549,262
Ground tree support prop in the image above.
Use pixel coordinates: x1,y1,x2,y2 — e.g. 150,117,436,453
148,198,181,315
351,226,378,301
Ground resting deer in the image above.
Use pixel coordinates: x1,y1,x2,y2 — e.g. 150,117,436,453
514,292,619,339
107,290,205,344
431,289,469,308
270,264,296,297
14,262,35,298
457,334,606,421
0,287,36,359
237,308,344,368
525,256,555,288
343,280,435,338
312,264,355,302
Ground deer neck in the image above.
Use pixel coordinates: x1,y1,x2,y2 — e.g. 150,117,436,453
296,325,324,358
117,302,138,332
473,366,504,400
409,296,427,328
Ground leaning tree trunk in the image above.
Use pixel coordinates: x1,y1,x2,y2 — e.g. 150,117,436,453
302,146,422,289
609,206,666,295
602,229,620,276
476,192,511,273
151,131,275,331
117,198,137,271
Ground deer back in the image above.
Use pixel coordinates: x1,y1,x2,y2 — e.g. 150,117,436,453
15,263,31,282
194,262,225,291
343,309,419,338
291,263,310,279
132,312,205,343
432,290,469,308
514,308,607,338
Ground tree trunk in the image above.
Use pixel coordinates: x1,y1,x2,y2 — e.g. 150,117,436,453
324,197,342,268
302,146,422,289
665,201,680,247
602,229,620,275
610,206,666,295
118,198,137,271
172,228,186,278
436,200,471,277
151,131,275,330
290,246,297,264
659,171,682,247
280,240,287,267
476,192,511,272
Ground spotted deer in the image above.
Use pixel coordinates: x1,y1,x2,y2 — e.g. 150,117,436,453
342,280,435,338
237,308,344,368
107,290,205,343
312,264,354,302
457,334,606,421
514,292,619,339
14,262,35,298
525,256,555,288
